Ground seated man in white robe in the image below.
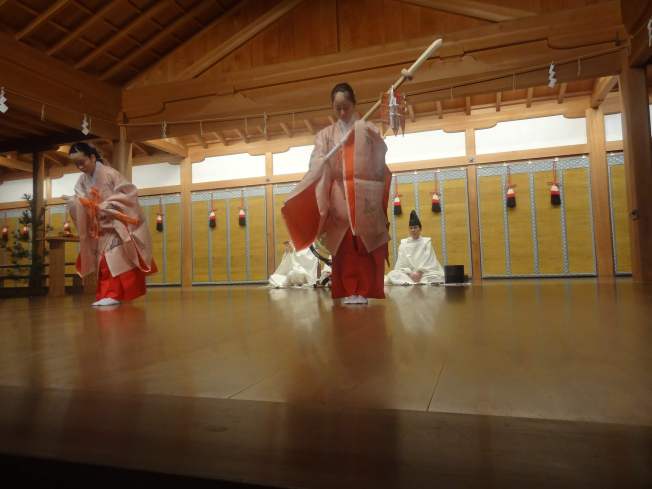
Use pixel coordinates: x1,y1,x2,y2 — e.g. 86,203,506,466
385,210,445,285
269,241,319,288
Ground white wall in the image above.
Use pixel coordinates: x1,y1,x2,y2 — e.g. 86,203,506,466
0,178,32,203
273,145,313,175
475,115,587,154
192,153,266,183
50,172,81,198
385,129,465,163
604,106,652,142
132,162,180,188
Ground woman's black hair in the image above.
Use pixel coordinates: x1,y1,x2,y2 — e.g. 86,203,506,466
69,142,103,162
330,82,356,105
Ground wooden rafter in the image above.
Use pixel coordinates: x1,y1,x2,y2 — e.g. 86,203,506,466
399,0,535,22
407,104,416,122
496,92,502,111
436,100,443,119
100,0,214,81
557,82,568,104
234,128,248,143
0,155,32,173
591,76,618,108
15,0,70,41
279,123,292,137
75,1,171,70
144,139,188,157
465,96,471,115
173,0,304,80
304,119,315,134
526,87,534,108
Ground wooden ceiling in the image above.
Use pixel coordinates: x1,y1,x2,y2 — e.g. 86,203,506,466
0,0,239,84
0,0,643,180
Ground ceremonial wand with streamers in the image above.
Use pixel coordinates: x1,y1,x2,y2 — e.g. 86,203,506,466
323,38,443,161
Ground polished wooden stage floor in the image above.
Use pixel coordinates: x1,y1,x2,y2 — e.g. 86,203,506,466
0,280,651,487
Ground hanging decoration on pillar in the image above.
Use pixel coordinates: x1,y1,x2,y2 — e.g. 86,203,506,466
156,197,164,232
431,170,441,213
549,158,561,206
81,113,91,135
0,87,8,114
380,87,407,136
63,219,72,237
505,165,517,209
238,189,246,227
547,62,557,88
392,176,402,216
20,224,29,241
209,192,216,229
1,213,8,242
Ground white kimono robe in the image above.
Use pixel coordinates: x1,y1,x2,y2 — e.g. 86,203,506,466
269,248,319,288
385,236,444,285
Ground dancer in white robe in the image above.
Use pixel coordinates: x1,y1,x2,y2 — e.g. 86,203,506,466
269,241,319,288
385,210,444,285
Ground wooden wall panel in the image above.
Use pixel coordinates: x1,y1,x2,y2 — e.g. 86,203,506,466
478,175,505,276
443,178,470,272
564,167,595,273
229,198,247,281
534,171,563,274
146,205,164,284
417,181,443,263
165,202,182,284
210,199,229,282
273,194,290,270
192,200,209,282
248,196,268,281
507,173,534,275
610,164,631,273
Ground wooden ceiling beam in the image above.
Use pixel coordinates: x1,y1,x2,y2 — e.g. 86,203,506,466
173,0,304,80
495,92,502,111
590,76,618,108
75,1,171,69
47,1,120,55
15,0,70,41
304,119,315,134
465,96,471,115
100,0,214,81
0,155,32,173
143,138,188,157
399,0,536,22
557,82,568,104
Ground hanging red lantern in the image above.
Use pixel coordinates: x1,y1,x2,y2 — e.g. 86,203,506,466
20,225,29,240
505,165,516,209
431,171,441,213
238,190,246,226
1,225,8,242
155,197,163,232
549,158,561,206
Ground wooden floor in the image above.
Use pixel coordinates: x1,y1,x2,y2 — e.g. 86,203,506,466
0,279,651,487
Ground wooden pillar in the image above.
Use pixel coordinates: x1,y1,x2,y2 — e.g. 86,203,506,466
619,54,652,283
180,155,193,287
30,152,46,290
113,126,133,181
465,128,482,283
265,152,276,275
586,107,615,280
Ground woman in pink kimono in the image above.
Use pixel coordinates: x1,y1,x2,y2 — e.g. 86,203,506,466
65,143,156,307
282,83,392,305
